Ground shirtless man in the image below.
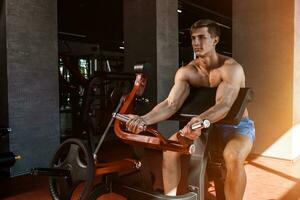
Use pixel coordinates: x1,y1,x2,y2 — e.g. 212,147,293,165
126,19,255,200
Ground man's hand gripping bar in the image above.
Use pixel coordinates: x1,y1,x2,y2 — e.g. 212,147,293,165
112,113,147,131
179,119,210,136
112,113,168,144
176,119,210,154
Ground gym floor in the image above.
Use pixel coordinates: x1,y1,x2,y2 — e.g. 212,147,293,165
0,157,300,200
1,154,300,200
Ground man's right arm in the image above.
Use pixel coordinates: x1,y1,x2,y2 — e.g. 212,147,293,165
126,67,191,133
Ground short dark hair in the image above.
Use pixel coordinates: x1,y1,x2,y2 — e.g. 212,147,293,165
190,19,221,37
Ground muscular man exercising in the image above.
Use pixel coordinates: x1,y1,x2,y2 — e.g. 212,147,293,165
126,19,255,200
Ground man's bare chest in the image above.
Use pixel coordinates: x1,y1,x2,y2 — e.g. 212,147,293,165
188,69,222,88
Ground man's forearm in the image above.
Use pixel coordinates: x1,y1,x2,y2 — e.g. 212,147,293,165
142,100,178,125
199,102,231,123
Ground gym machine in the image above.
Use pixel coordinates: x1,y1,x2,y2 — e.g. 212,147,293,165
32,63,252,200
59,55,134,144
99,64,252,200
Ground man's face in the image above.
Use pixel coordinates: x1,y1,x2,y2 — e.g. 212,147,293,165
191,27,218,57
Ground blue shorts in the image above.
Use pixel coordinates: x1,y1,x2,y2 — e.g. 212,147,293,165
214,118,255,142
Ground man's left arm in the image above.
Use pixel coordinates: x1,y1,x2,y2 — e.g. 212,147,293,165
182,63,244,140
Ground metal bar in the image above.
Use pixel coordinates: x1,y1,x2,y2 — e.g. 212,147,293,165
113,113,146,131
191,120,210,130
93,96,126,159
58,31,87,38
31,168,71,178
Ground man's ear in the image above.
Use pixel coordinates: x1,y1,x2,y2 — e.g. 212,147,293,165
213,36,219,46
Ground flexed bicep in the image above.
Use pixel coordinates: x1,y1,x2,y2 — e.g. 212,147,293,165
215,63,245,108
215,81,240,110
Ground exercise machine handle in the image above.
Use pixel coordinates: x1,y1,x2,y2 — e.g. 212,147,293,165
112,113,168,144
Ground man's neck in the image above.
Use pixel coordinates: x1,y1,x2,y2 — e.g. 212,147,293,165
199,51,220,70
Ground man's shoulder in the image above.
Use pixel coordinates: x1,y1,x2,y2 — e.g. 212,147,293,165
218,56,244,83
175,64,195,81
221,57,243,72
178,62,198,73
175,62,208,86
220,55,241,66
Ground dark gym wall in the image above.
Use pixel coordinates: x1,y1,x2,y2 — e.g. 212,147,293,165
1,0,59,176
0,0,9,154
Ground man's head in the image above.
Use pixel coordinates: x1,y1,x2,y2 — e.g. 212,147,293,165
190,19,221,57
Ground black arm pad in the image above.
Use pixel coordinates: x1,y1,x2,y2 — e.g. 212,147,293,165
171,87,253,125
218,88,253,125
